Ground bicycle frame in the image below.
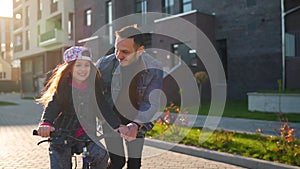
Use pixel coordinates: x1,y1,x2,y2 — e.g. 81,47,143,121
33,129,98,169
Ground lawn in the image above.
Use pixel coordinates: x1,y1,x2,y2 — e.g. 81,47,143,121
150,101,300,166
0,101,17,106
147,123,300,166
195,100,300,123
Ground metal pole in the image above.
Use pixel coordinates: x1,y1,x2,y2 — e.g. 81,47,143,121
281,0,286,90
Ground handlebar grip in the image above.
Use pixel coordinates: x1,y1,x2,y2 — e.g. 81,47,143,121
33,129,38,136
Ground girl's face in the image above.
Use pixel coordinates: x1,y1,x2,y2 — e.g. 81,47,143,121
72,60,91,84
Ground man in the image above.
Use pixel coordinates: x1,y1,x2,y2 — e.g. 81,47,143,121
96,25,163,169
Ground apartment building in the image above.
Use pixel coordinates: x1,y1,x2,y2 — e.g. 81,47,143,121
0,16,20,92
0,16,13,81
13,0,75,98
74,0,300,100
15,0,299,99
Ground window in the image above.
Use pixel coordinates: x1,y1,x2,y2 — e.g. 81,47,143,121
106,1,112,24
181,0,192,13
1,21,5,42
22,60,32,73
37,25,40,35
15,13,22,19
1,43,5,60
14,11,22,30
216,39,228,78
106,1,113,44
16,34,22,46
285,33,296,57
172,43,196,67
25,6,30,26
246,0,256,7
37,25,40,46
35,56,43,75
163,0,175,14
0,72,6,80
135,0,147,13
37,0,42,19
26,30,30,50
51,0,58,13
68,13,74,39
171,43,181,67
85,9,92,26
14,33,23,52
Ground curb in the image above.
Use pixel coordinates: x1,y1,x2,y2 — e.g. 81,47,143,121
144,138,300,169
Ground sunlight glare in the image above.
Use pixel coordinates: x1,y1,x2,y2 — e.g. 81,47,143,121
0,0,13,18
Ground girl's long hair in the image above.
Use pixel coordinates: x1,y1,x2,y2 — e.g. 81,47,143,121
36,61,102,108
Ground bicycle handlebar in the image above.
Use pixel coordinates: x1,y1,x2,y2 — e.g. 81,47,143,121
33,129,38,136
33,129,115,145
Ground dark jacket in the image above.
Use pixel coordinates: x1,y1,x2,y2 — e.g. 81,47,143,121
40,81,120,137
96,52,163,126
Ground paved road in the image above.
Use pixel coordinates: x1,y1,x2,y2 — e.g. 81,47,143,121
0,93,246,169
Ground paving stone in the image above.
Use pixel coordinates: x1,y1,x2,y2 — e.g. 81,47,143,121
0,93,246,169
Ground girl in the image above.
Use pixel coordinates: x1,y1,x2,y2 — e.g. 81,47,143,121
36,46,120,169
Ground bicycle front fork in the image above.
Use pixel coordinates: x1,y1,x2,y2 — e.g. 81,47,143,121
82,146,92,169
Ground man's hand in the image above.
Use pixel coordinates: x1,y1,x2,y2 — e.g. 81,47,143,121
118,123,139,141
38,125,55,138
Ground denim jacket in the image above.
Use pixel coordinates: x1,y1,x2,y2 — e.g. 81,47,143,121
96,52,163,125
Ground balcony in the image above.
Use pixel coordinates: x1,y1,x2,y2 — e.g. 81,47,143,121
14,44,23,53
14,20,22,31
39,29,64,47
13,0,23,9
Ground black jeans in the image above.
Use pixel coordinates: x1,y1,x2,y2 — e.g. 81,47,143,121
49,141,108,169
104,125,145,169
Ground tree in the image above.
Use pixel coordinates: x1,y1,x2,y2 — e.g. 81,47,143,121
194,71,208,106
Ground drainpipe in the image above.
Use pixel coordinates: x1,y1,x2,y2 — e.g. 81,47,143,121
281,0,285,91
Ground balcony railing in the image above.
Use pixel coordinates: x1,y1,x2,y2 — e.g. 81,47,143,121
39,29,64,47
14,44,23,53
13,0,23,8
14,20,22,30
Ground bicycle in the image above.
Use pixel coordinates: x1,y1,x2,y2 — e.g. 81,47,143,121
33,128,107,169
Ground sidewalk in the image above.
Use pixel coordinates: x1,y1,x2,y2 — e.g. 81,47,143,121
0,93,299,169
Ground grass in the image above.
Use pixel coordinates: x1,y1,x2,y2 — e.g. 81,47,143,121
151,101,300,166
0,101,18,106
194,100,300,123
147,123,300,166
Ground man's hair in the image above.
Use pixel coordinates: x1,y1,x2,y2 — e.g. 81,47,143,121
115,24,144,48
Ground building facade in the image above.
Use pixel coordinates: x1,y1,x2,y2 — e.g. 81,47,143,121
0,16,13,81
74,0,300,100
0,16,20,92
16,0,300,99
13,0,75,97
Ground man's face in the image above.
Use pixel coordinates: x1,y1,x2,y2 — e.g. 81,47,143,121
114,37,144,67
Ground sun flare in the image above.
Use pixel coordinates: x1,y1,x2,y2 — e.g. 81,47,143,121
0,0,13,18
